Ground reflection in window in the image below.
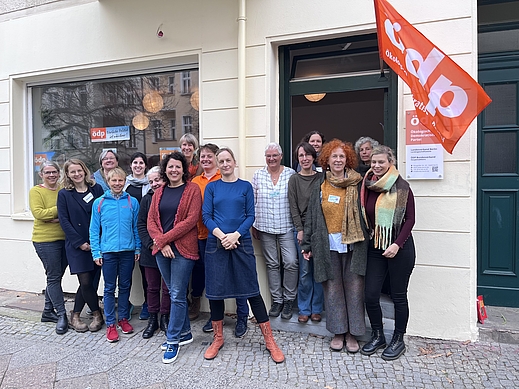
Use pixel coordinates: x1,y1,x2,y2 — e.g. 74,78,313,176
31,69,199,181
484,132,517,174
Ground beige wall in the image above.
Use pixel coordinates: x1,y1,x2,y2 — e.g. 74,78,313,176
0,0,479,340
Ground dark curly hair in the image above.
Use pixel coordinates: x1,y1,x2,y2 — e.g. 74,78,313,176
302,130,326,145
318,139,358,171
160,151,189,184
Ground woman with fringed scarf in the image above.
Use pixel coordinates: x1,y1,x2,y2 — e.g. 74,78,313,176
301,139,369,354
360,145,415,361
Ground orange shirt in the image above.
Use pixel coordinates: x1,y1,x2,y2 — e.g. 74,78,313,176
192,170,222,239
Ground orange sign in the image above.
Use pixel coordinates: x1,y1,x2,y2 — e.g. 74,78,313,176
405,111,439,145
374,0,491,153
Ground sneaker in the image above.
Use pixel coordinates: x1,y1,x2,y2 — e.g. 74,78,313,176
269,302,283,317
106,324,119,342
117,318,134,334
162,343,179,364
139,303,150,320
161,333,193,351
281,300,294,320
234,316,248,338
202,317,213,333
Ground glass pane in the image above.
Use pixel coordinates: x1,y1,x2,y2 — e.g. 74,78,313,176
484,83,517,126
479,29,519,54
294,51,380,79
31,70,199,184
484,132,517,174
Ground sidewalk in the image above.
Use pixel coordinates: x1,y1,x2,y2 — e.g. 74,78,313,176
0,288,518,388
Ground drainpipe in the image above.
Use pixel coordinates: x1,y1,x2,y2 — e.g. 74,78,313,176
238,0,246,177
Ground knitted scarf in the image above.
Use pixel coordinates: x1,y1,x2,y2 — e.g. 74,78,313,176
360,165,409,250
326,169,364,245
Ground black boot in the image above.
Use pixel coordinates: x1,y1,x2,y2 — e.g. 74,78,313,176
360,329,386,356
55,313,69,335
41,309,58,323
160,313,169,333
381,332,406,361
143,313,159,339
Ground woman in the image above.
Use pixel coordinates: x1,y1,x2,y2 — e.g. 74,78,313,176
360,145,415,361
57,159,104,333
288,142,324,324
124,152,151,320
29,160,69,335
301,139,368,353
92,150,119,191
137,166,170,338
90,167,141,343
147,152,202,364
252,143,298,320
203,148,285,363
192,144,250,337
354,136,380,176
294,131,326,172
179,133,203,180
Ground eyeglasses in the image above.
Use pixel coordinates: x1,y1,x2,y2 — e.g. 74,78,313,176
42,171,59,175
102,157,116,161
265,154,281,159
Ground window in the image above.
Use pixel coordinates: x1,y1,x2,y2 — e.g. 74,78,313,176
31,69,199,179
149,77,159,89
182,115,193,134
168,76,175,94
181,71,191,94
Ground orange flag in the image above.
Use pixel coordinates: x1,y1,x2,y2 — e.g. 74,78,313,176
374,0,491,153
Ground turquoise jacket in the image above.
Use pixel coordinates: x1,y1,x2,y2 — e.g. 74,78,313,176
89,190,141,260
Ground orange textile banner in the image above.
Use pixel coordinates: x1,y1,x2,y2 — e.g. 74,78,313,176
374,0,491,153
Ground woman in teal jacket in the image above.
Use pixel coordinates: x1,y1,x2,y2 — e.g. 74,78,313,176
89,167,141,343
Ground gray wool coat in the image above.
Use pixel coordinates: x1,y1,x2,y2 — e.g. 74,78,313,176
301,174,369,283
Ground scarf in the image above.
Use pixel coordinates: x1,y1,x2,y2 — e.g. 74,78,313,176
326,169,364,244
360,165,409,250
124,175,151,198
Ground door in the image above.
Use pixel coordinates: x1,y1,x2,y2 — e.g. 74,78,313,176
478,57,519,307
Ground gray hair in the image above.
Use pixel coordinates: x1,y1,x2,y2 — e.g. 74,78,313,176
39,160,60,176
354,136,380,155
179,133,199,150
371,145,397,165
146,166,161,178
98,149,119,165
264,142,283,155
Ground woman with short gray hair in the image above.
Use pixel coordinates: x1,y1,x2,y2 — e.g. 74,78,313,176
354,136,380,176
93,150,119,191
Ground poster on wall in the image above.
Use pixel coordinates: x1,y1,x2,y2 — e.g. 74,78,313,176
34,152,55,172
159,147,180,160
90,126,130,143
405,110,444,180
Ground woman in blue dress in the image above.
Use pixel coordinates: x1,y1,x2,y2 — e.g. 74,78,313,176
202,147,285,364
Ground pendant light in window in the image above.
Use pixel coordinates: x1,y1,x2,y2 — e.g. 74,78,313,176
132,113,149,130
190,90,199,111
304,93,326,102
143,91,164,113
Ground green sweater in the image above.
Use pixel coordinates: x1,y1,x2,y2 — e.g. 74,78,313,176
29,185,65,242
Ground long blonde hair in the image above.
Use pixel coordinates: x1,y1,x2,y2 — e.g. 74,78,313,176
61,159,95,190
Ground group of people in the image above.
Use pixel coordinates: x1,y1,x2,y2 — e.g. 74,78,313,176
30,130,415,364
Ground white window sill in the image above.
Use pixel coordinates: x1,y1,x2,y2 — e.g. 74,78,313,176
11,212,34,221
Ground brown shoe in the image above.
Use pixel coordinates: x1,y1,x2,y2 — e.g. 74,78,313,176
298,315,309,323
189,296,201,321
69,311,88,333
204,320,224,360
310,314,322,322
345,332,360,353
89,310,104,332
259,321,285,363
330,334,344,352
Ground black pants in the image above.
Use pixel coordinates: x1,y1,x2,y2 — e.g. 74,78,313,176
209,295,269,324
365,236,415,334
73,267,101,313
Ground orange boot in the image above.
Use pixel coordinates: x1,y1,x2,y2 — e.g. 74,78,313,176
204,320,224,360
259,321,285,363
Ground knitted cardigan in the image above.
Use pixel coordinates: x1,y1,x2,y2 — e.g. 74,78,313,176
147,182,201,260
301,174,369,283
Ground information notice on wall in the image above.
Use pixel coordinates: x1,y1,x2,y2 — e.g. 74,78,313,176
405,110,444,180
90,126,130,143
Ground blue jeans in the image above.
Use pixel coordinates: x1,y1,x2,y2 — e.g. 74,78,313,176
156,248,195,344
294,232,324,316
102,251,135,326
33,241,68,315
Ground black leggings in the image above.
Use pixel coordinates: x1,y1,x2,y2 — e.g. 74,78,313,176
365,236,415,334
209,295,268,324
73,268,101,313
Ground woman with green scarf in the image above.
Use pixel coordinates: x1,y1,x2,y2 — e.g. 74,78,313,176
360,145,415,361
301,139,368,354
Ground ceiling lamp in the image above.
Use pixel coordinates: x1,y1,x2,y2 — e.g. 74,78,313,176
304,93,326,102
190,90,199,111
143,91,164,113
132,113,150,130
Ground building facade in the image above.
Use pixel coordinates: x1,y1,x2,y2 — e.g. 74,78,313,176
0,0,518,341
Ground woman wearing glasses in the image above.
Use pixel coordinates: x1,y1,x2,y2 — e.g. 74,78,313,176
93,150,119,191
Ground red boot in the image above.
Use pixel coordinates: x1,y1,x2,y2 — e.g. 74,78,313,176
204,320,224,360
259,321,285,363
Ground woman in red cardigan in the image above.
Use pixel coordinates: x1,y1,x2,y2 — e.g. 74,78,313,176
147,152,202,364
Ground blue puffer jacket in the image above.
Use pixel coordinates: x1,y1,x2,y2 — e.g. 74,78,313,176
89,190,141,260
